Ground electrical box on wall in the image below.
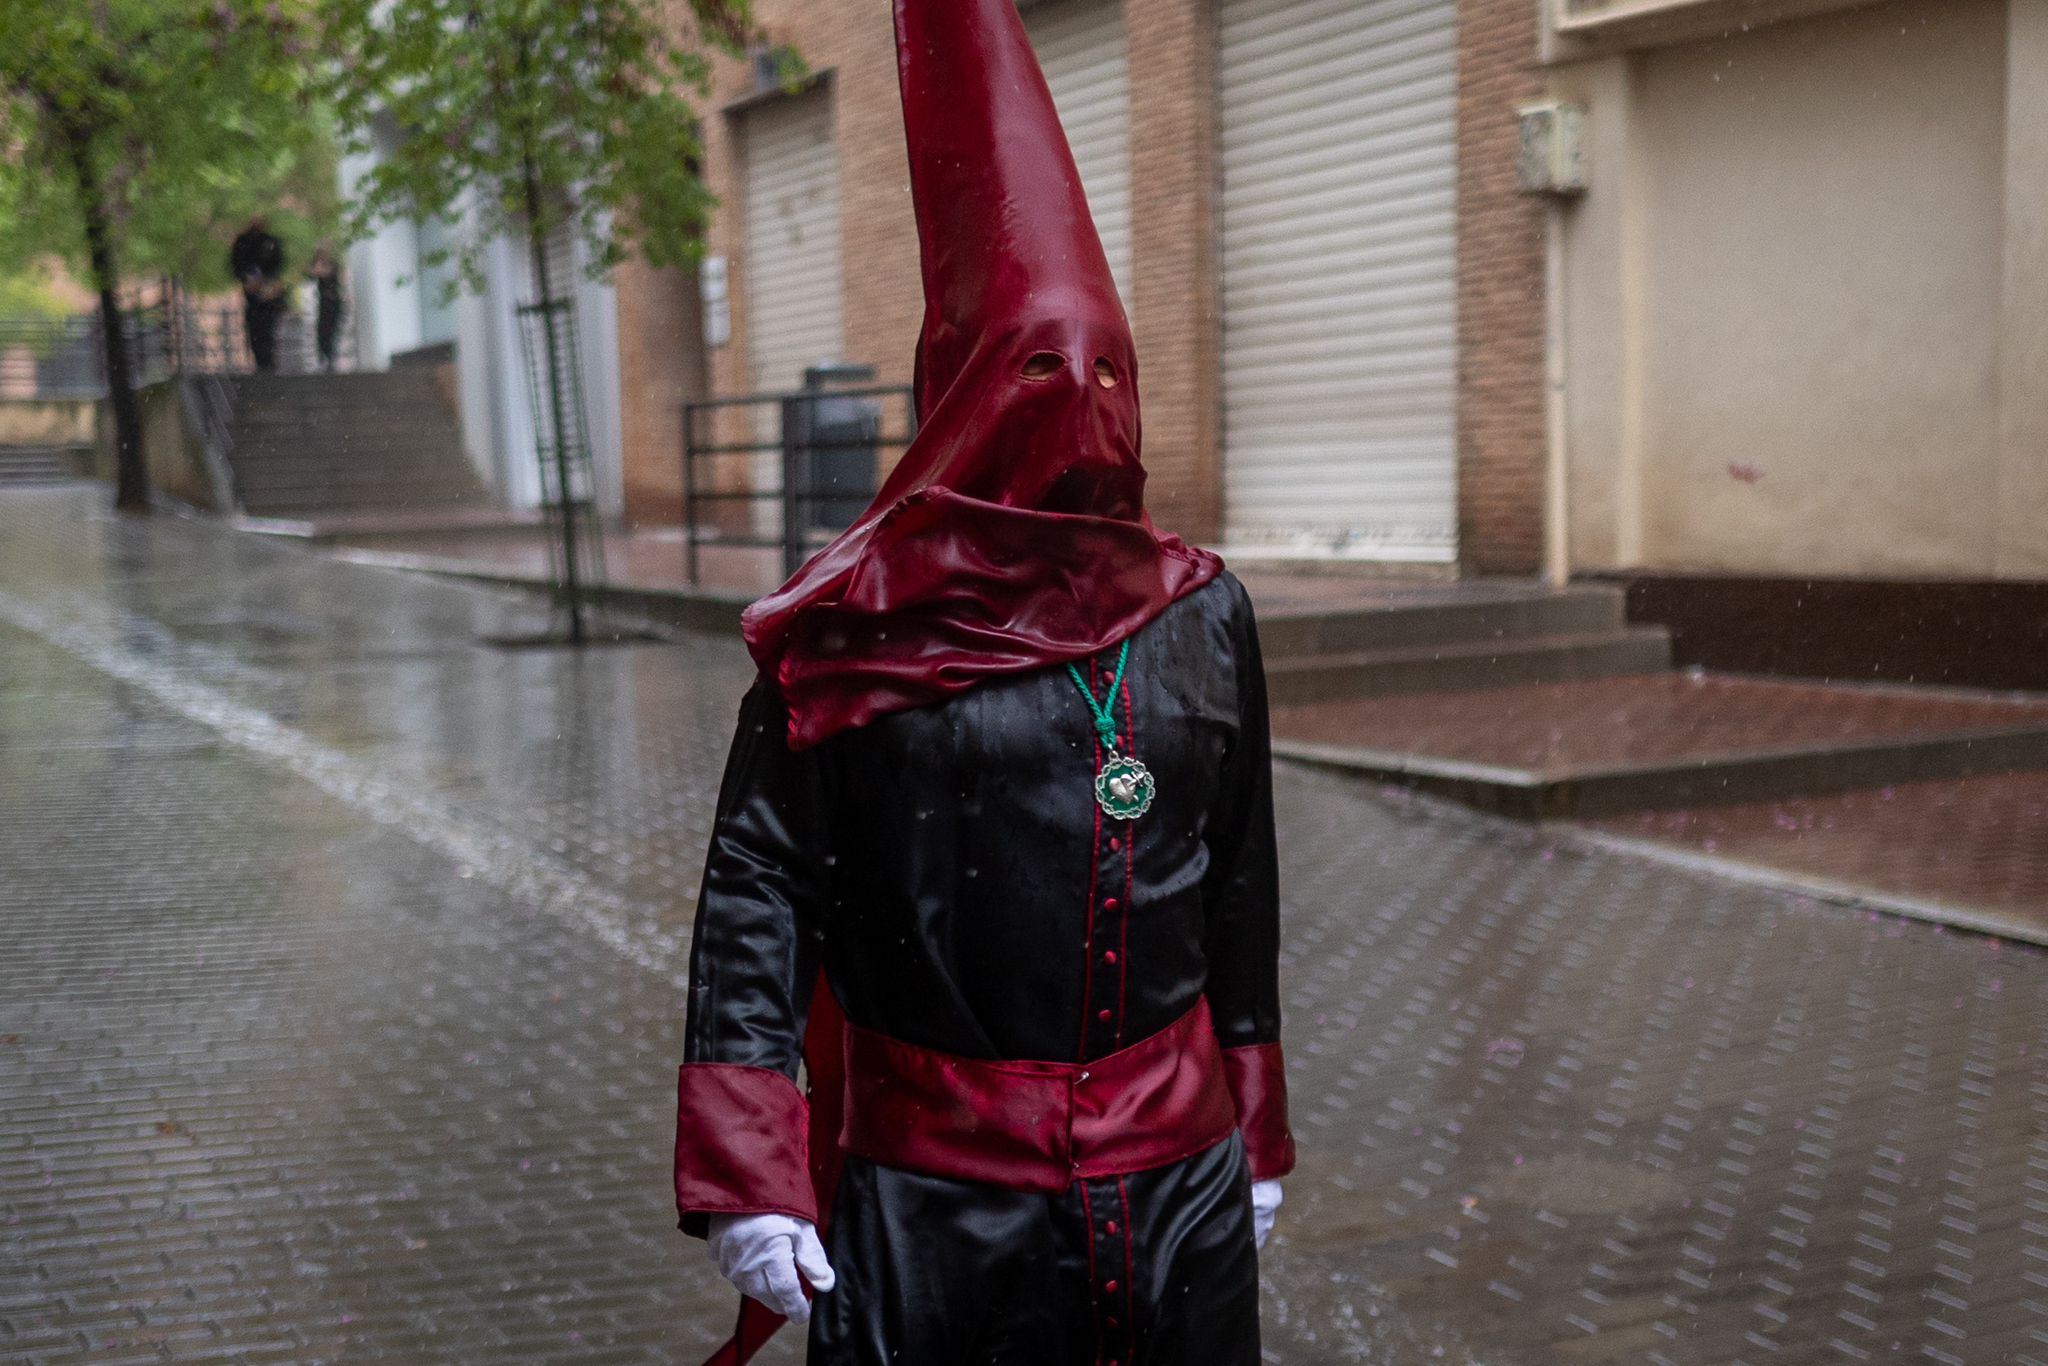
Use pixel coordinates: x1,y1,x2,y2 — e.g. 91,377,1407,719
1517,102,1588,196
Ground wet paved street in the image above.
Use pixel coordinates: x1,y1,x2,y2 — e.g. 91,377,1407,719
3,485,2046,1365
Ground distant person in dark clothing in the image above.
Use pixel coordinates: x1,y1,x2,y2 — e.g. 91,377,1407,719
229,215,286,373
308,242,345,372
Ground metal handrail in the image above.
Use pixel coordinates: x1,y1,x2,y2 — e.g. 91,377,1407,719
682,379,917,585
0,309,174,398
0,282,354,402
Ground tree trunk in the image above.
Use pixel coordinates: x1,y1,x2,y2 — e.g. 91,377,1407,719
524,162,587,645
68,134,149,514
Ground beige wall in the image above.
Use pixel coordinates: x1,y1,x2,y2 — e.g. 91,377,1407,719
0,400,96,448
1554,0,2035,578
1997,0,2048,576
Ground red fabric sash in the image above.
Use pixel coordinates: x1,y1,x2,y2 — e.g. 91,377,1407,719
702,993,1236,1364
840,1000,1237,1191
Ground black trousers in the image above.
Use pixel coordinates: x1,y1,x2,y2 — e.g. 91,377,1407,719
245,297,283,373
809,1134,1260,1365
316,304,342,371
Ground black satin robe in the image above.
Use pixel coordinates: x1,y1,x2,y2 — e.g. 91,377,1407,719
678,571,1290,1365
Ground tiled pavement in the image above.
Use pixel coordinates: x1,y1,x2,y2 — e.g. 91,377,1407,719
3,486,2047,1364
1584,773,2048,937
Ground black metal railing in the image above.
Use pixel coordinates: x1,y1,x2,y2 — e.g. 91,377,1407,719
0,290,352,401
682,367,917,584
0,307,179,399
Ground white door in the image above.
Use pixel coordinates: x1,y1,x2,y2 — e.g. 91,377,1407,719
742,88,845,397
1024,0,1133,308
1219,0,1459,561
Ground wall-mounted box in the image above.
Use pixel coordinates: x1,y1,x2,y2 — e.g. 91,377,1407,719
1518,102,1587,196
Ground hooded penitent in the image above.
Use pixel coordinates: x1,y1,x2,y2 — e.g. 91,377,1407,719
739,0,1222,751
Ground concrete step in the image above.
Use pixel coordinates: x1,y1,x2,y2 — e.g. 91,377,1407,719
0,447,87,485
231,449,475,472
234,460,473,479
1257,584,1629,660
231,402,457,424
230,421,467,447
231,422,460,444
227,372,445,396
232,459,475,481
241,488,489,515
1269,672,2048,818
219,369,490,520
235,468,479,488
230,415,463,438
240,495,494,519
1263,627,1674,705
241,490,490,513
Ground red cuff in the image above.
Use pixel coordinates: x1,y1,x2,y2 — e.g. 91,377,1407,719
1221,1043,1296,1181
674,1063,817,1228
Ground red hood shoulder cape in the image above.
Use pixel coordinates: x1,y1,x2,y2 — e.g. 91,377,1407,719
739,0,1221,751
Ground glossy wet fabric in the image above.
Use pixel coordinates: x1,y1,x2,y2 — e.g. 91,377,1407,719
678,573,1289,1363
816,1136,1261,1365
689,575,1279,1070
739,0,1220,751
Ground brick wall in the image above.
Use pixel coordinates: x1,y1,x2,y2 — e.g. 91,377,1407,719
618,0,1222,543
615,1,920,526
615,260,703,525
1126,0,1221,542
1455,0,1549,574
619,0,1552,570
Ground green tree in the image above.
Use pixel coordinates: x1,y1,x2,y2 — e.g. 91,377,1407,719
0,267,70,323
321,0,759,642
0,0,332,512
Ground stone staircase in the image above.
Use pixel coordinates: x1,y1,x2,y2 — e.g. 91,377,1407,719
1250,579,1670,704
0,446,87,487
221,371,491,520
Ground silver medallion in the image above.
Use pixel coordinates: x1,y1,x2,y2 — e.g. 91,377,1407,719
1094,751,1156,821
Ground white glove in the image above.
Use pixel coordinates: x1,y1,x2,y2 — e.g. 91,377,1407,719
1251,1179,1284,1250
706,1213,836,1323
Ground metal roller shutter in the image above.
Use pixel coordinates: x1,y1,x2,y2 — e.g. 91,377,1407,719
1024,0,1133,307
742,88,845,396
1219,0,1459,561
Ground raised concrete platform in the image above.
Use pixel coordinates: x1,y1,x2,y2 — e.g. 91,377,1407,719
1271,672,2048,817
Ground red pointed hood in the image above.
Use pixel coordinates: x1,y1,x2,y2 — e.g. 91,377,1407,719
740,0,1221,749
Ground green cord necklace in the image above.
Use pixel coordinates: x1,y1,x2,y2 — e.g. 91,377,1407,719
1065,639,1156,821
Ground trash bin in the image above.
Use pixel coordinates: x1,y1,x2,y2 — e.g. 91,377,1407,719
788,363,881,535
